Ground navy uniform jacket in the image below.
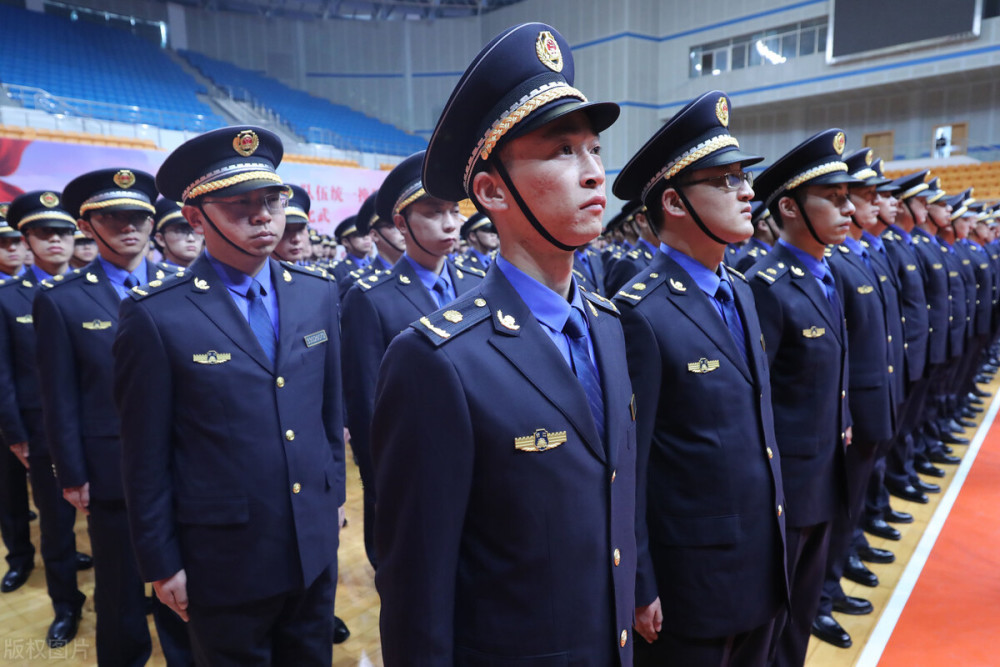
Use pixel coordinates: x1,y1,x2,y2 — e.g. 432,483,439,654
341,257,483,500
573,248,606,296
750,243,849,528
33,259,177,499
332,255,369,301
372,266,636,666
938,239,969,357
958,241,993,336
910,229,950,366
828,245,896,443
0,277,42,447
732,237,771,274
616,253,787,639
865,239,907,404
604,243,654,296
881,227,929,383
112,255,345,607
949,240,978,339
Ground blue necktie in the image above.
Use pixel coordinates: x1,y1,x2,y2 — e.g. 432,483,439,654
564,308,605,443
122,274,139,300
821,267,842,318
432,276,449,308
715,279,748,364
247,279,276,366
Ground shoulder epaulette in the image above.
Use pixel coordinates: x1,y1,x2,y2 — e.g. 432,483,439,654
753,258,791,285
626,247,643,260
127,270,193,300
614,269,667,306
725,265,748,282
39,270,86,290
356,268,398,293
583,287,620,315
283,261,334,281
454,263,485,279
412,293,491,347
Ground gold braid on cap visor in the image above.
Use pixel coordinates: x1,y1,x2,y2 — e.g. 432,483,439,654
394,186,426,216
782,161,848,191
81,197,156,215
463,81,587,193
899,182,929,200
285,206,308,219
183,163,283,201
641,135,741,201
17,212,78,227
155,211,185,231
851,168,877,180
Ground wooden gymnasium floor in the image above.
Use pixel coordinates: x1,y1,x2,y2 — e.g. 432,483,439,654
2,373,999,666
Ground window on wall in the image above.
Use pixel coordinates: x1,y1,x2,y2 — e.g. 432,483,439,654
689,18,827,78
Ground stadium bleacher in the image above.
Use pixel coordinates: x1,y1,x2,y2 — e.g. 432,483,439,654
0,4,225,132
179,50,426,156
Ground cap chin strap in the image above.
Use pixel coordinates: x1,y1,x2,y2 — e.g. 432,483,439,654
493,158,581,252
197,203,253,257
374,226,405,254
86,220,123,257
674,186,728,246
850,214,863,230
792,192,828,247
399,216,436,258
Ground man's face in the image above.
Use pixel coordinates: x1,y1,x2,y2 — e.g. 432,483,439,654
188,187,287,259
72,240,98,265
81,209,155,260
907,196,928,226
848,185,879,230
159,222,204,263
876,192,898,225
397,197,461,258
25,226,74,267
371,222,405,255
954,215,973,240
671,163,755,245
0,237,24,274
497,111,606,247
471,228,500,252
342,232,372,259
796,183,855,245
927,200,952,229
273,222,309,261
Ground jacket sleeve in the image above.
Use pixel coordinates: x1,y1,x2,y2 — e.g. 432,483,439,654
320,278,346,507
33,290,87,488
113,297,184,583
372,331,474,666
0,303,27,445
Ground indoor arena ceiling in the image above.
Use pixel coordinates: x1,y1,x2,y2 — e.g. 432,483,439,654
155,0,529,20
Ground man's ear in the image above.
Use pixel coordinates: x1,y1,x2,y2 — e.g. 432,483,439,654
182,205,204,234
777,195,799,221
471,169,508,215
660,188,686,218
393,212,408,236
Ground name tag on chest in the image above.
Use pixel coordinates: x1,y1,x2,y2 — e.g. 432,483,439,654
304,330,328,347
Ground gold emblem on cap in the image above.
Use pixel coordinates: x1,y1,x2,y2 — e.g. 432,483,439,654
40,192,59,208
535,30,563,72
865,149,874,166
0,203,8,217
833,132,846,155
715,97,729,127
233,130,260,157
113,169,136,189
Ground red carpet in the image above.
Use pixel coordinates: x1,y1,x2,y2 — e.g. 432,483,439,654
877,412,1000,665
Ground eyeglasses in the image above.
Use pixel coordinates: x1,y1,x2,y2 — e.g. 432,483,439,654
163,224,197,237
682,171,754,191
91,211,153,228
202,192,288,218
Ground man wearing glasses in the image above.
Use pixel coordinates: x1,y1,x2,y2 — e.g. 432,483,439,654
33,170,191,665
154,198,204,268
613,91,787,666
749,130,856,667
113,126,346,665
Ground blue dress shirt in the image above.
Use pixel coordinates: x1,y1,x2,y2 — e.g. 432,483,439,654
99,256,148,301
205,249,279,336
778,239,836,300
660,244,739,323
404,254,455,307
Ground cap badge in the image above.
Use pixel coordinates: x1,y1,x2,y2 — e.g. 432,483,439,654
715,97,730,127
40,192,59,208
536,30,563,73
233,130,260,157
113,169,136,189
865,149,874,166
833,132,846,155
0,203,8,218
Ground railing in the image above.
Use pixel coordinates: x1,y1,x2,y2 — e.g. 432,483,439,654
2,83,221,132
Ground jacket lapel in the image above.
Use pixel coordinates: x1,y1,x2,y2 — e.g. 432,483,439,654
80,261,123,321
483,269,606,463
184,256,272,372
585,292,628,467
393,258,437,313
774,245,841,338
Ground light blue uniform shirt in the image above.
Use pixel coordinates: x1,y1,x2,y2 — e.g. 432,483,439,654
99,256,148,301
205,249,279,336
404,254,455,307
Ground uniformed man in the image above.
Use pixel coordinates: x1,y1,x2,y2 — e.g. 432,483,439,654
341,150,482,573
372,23,636,665
330,216,371,298
113,126,346,666
458,212,498,270
356,190,405,278
33,171,191,665
604,200,657,295
70,230,98,269
613,90,787,666
731,200,777,272
271,184,312,266
573,235,606,296
813,148,898,648
0,192,94,647
749,129,854,667
153,198,204,268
